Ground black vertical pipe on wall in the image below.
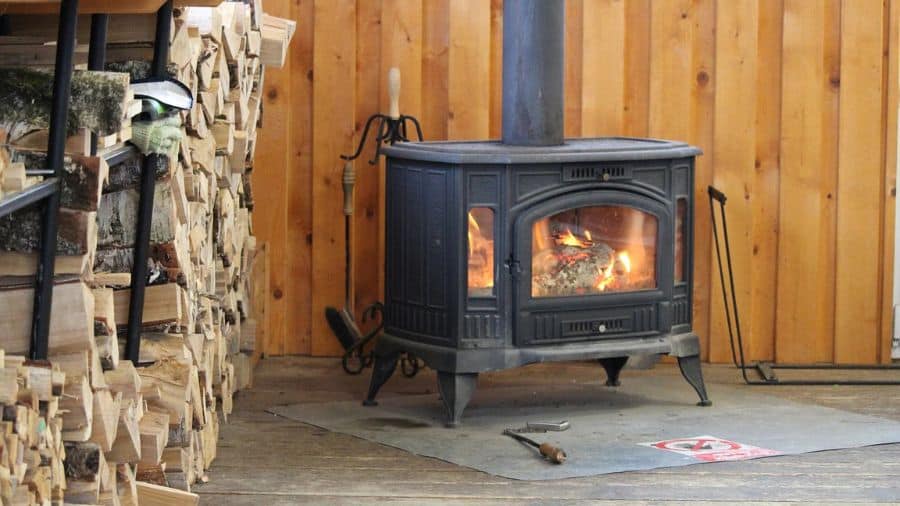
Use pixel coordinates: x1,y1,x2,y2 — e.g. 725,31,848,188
31,0,79,360
125,0,173,363
88,14,109,156
501,0,565,146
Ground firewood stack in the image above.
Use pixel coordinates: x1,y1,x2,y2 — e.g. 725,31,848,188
0,351,67,505
0,1,293,503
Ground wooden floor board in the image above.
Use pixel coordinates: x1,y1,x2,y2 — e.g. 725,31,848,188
196,357,900,504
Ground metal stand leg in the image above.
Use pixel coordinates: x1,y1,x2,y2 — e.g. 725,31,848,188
363,352,399,407
436,372,478,428
125,0,173,363
87,13,108,156
31,0,78,361
677,355,712,406
599,356,629,387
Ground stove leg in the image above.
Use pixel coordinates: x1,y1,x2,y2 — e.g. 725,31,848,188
677,354,712,406
363,352,400,407
436,372,478,428
599,356,629,386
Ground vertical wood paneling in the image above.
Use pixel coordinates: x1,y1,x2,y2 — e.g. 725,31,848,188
489,0,503,139
882,0,900,363
310,0,357,357
381,0,423,120
253,0,291,356
582,0,625,136
623,0,651,137
256,0,900,365
648,0,693,141
353,0,383,343
447,0,490,140
421,0,449,141
776,0,841,363
709,0,759,363
690,0,716,361
565,0,584,137
749,0,783,362
283,0,315,355
834,0,886,364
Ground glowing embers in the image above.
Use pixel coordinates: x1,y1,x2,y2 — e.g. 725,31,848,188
531,206,657,297
467,208,495,297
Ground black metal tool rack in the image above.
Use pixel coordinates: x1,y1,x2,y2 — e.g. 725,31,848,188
0,0,173,362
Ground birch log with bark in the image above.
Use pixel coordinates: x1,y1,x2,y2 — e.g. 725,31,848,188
0,68,129,138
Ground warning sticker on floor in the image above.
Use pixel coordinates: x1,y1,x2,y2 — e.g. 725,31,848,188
639,435,782,462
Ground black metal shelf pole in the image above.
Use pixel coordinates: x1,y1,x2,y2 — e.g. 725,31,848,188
31,0,79,361
125,0,173,363
88,13,108,156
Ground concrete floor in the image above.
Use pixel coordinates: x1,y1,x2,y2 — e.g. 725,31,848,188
195,356,900,505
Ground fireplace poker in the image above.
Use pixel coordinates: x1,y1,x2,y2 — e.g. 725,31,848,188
502,429,567,465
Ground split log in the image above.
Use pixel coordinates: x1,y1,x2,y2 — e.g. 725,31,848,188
104,147,169,193
98,182,177,248
0,68,129,138
106,399,141,464
60,374,93,442
138,410,170,467
0,280,94,355
135,481,198,506
113,283,183,326
0,208,96,255
89,389,122,453
8,149,109,212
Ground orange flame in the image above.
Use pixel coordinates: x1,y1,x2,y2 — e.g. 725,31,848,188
558,228,591,248
468,210,494,293
596,251,634,291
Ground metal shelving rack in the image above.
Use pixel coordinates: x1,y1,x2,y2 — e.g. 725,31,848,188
0,0,173,361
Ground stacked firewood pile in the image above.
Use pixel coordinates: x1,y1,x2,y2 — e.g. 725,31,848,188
0,1,293,504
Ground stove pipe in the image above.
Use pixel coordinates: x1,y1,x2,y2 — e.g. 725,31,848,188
502,0,565,146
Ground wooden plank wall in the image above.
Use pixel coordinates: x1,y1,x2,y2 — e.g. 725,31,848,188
253,0,900,364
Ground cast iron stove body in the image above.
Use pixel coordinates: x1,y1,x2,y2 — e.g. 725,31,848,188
364,0,710,426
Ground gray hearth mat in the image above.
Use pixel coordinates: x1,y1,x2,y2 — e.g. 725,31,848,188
268,373,900,480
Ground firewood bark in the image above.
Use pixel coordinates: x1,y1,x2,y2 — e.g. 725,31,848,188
10,150,108,211
0,68,129,138
98,182,177,248
0,208,95,255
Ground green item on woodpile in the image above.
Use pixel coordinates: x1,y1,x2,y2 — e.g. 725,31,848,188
131,115,183,157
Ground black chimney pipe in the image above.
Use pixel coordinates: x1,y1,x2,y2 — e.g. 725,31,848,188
502,0,565,146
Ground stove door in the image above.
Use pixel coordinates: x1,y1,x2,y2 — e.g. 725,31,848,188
514,189,673,346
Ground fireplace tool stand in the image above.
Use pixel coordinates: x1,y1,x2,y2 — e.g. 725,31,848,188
340,68,423,166
326,68,423,376
709,185,900,385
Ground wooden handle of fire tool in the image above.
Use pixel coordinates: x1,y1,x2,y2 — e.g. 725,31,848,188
388,67,400,120
539,443,567,464
342,161,355,216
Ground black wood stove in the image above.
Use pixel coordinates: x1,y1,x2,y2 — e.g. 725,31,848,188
364,0,710,426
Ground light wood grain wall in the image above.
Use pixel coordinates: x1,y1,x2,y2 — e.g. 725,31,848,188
253,0,900,364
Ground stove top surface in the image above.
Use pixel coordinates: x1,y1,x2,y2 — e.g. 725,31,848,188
383,136,702,164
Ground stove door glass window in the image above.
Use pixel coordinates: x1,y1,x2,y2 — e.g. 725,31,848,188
531,205,657,297
468,207,495,297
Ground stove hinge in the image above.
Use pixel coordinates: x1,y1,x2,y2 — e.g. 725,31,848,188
504,255,522,278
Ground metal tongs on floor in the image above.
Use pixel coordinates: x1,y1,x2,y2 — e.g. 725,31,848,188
502,421,570,465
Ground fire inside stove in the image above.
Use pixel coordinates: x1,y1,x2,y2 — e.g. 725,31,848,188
467,208,495,297
530,205,657,297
